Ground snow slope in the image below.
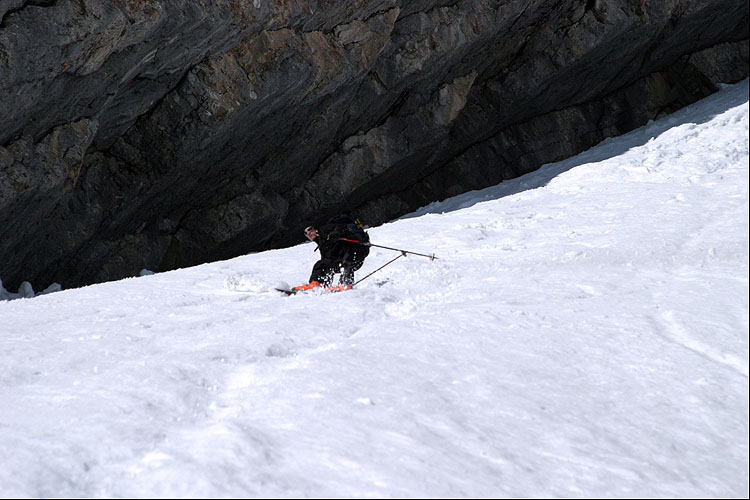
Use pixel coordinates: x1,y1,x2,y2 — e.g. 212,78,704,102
1,80,748,498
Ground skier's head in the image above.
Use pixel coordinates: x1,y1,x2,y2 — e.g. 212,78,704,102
304,226,318,241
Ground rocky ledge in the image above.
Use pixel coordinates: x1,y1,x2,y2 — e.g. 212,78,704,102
1,0,748,291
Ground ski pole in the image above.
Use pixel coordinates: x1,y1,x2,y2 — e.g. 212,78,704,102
339,239,438,260
368,242,438,260
353,251,407,286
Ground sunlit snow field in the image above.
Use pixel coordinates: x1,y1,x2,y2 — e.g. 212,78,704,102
1,80,748,498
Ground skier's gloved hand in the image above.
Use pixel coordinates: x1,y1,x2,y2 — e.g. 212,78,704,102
304,226,318,241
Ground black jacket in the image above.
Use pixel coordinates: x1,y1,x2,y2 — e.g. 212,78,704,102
312,216,369,263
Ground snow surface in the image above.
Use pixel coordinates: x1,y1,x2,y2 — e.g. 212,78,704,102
1,80,748,498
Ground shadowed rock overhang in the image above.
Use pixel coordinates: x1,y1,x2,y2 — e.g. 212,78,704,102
1,0,748,290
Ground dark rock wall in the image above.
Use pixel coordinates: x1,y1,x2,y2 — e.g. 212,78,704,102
1,0,748,291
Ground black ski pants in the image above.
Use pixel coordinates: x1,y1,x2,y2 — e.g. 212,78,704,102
309,242,369,286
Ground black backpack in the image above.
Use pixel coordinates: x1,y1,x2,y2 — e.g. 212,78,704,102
325,214,369,243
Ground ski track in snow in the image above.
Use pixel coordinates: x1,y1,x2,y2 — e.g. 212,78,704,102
658,309,748,377
0,80,748,498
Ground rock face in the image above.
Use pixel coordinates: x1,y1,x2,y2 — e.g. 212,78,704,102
1,0,748,291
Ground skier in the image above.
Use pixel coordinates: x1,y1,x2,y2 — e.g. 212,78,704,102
294,214,370,292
